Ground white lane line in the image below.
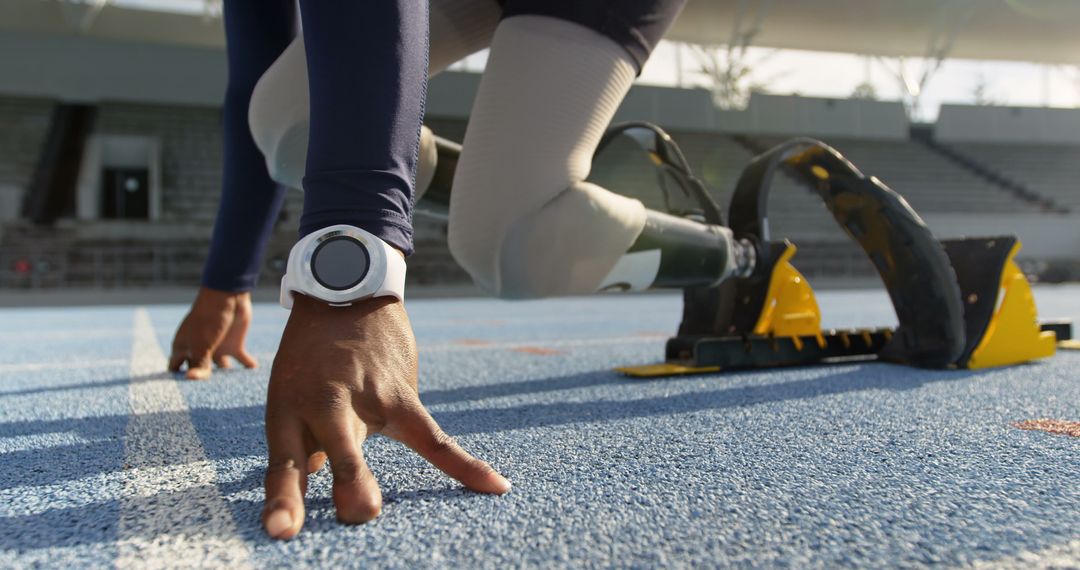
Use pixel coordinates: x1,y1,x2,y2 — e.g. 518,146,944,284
116,308,252,569
1,456,265,519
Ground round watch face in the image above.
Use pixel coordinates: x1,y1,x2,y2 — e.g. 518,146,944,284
310,236,371,291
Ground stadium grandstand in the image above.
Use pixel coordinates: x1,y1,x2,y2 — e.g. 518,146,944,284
1,0,1079,291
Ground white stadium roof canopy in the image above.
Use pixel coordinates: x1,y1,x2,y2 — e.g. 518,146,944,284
3,0,1080,65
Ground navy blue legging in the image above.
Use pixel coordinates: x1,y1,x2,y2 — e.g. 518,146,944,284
204,0,427,291
202,0,295,292
203,0,683,292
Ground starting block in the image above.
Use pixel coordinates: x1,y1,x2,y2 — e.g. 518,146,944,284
618,239,1071,378
617,136,1073,378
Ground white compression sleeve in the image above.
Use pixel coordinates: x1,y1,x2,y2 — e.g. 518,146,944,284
447,15,647,299
247,0,501,191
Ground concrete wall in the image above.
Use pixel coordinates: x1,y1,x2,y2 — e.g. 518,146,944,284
722,93,909,139
8,26,1080,147
429,73,910,139
614,86,718,131
428,73,723,133
935,104,1080,145
922,213,1080,260
429,74,722,133
0,30,728,134
93,103,225,223
0,29,912,141
0,30,226,106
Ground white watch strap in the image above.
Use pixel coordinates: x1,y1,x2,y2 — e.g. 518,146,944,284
374,238,407,301
280,274,293,309
279,225,406,309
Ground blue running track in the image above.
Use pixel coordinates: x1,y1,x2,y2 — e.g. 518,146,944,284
1,286,1078,568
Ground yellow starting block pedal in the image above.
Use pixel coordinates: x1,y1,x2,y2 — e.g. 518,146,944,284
749,245,825,351
943,237,1061,369
615,363,721,378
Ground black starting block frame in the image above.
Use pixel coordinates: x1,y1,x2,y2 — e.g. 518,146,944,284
615,134,1074,378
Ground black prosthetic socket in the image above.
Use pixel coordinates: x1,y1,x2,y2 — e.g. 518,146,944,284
629,209,751,289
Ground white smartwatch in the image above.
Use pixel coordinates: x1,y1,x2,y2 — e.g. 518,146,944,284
279,224,406,309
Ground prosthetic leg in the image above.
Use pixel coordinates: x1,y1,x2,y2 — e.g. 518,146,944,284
419,125,755,292
416,123,1073,376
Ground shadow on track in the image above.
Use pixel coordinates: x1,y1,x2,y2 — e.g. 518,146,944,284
0,362,987,550
0,371,250,398
0,363,985,489
431,364,983,436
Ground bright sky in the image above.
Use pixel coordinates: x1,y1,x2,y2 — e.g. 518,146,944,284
110,0,1080,122
647,44,1080,121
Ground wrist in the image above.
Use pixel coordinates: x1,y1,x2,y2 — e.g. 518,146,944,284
197,286,246,305
291,292,400,318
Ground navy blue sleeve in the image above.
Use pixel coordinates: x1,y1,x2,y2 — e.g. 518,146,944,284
201,0,297,292
295,0,429,256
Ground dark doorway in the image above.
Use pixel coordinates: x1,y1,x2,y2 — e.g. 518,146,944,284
101,168,150,219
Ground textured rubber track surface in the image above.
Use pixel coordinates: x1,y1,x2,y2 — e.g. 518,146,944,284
1,286,1078,568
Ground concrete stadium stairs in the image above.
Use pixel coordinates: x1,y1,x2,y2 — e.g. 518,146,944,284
0,220,470,289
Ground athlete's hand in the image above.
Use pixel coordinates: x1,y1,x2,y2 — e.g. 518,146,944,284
262,294,511,540
169,287,258,380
